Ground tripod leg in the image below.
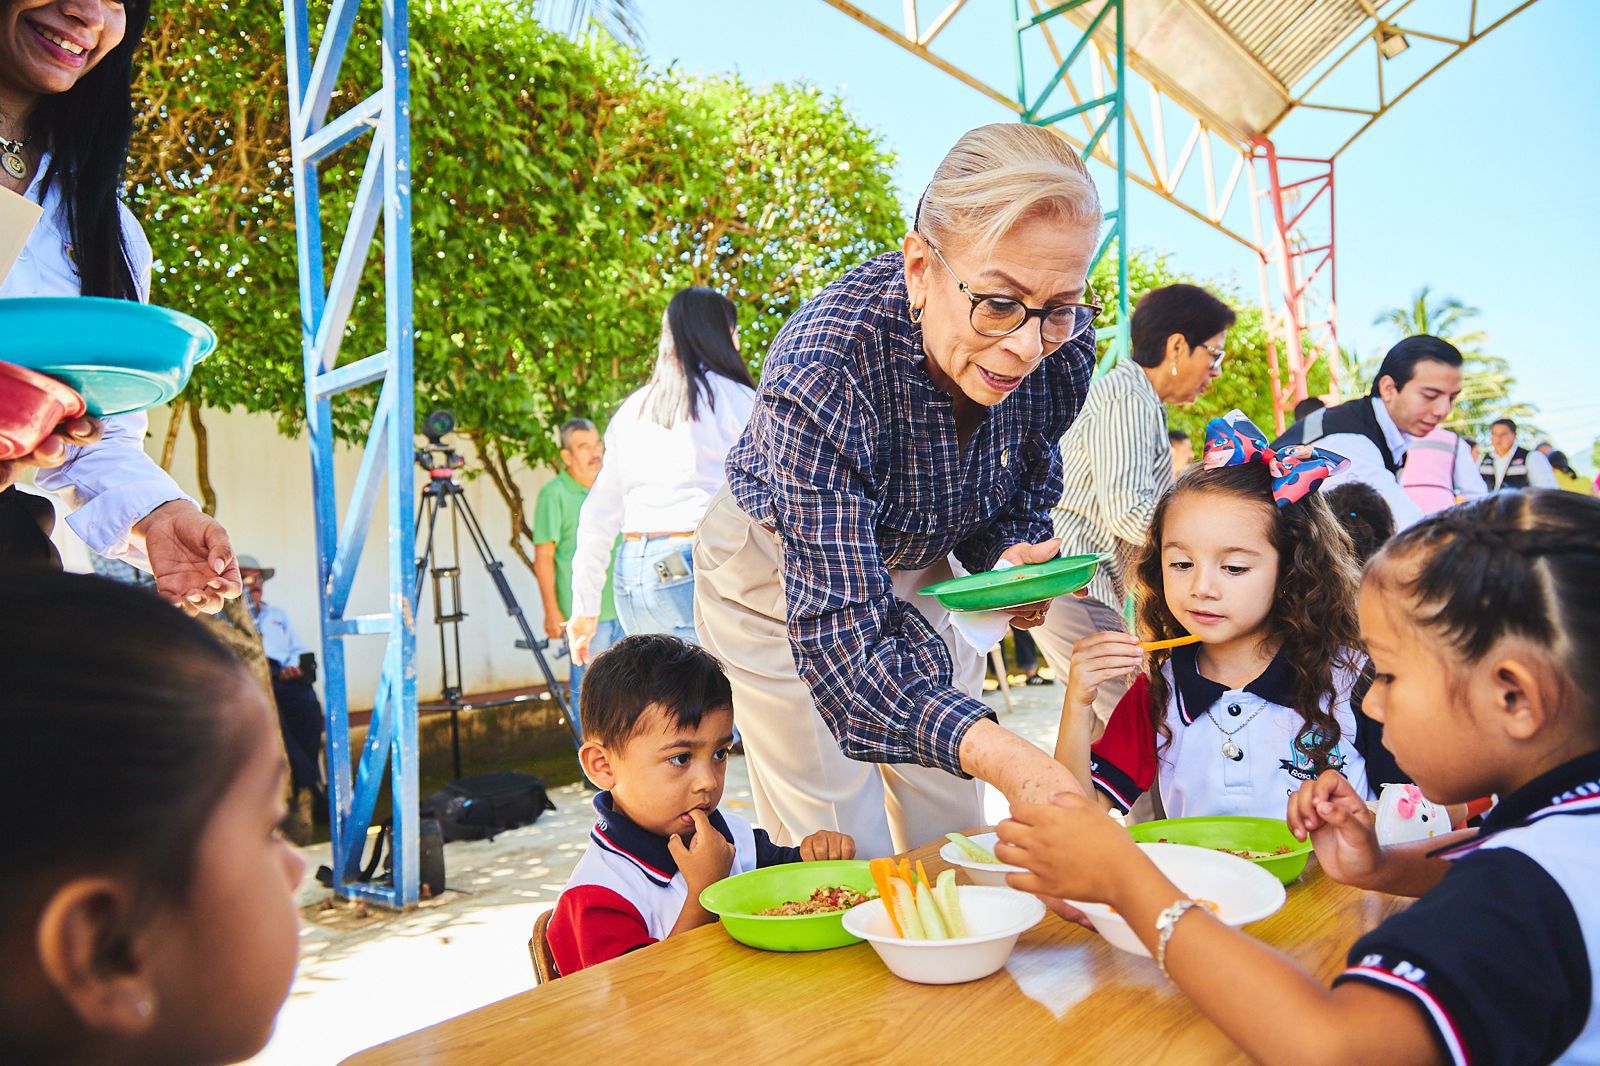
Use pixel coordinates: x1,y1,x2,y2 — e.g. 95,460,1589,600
450,486,583,752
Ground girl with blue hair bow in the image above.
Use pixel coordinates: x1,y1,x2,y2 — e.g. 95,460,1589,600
1049,410,1411,821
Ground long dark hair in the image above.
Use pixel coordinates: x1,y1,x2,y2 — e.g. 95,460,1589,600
27,0,154,301
646,286,755,427
0,569,257,913
1134,464,1364,772
1372,491,1600,718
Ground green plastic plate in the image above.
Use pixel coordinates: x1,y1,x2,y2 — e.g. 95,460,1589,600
920,552,1111,612
1127,816,1313,885
698,860,876,951
0,297,217,417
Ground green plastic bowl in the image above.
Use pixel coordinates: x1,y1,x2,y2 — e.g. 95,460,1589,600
698,860,876,951
1127,817,1312,885
920,553,1111,612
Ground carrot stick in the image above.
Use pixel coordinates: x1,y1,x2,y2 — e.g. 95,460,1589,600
899,859,913,885
1139,634,1202,652
915,859,932,890
870,859,903,937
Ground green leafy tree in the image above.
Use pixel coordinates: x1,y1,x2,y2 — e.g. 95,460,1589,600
129,0,901,568
1372,285,1538,440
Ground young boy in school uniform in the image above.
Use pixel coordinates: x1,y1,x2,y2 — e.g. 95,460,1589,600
546,633,854,976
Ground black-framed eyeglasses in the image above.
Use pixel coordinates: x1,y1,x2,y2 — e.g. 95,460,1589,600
1197,341,1226,370
924,239,1101,348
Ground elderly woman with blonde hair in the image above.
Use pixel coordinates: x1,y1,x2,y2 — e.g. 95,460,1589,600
694,123,1103,857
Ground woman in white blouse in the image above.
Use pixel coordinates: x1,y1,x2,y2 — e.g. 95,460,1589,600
566,287,756,662
0,0,240,613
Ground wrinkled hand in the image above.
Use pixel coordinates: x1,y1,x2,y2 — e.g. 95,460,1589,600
279,665,303,681
136,501,241,616
995,791,1141,904
1288,770,1384,888
998,538,1061,629
544,609,567,643
668,808,735,891
566,614,598,665
0,415,102,490
798,830,855,862
1066,630,1143,712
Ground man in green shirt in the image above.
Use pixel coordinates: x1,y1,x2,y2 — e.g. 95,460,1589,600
533,418,621,735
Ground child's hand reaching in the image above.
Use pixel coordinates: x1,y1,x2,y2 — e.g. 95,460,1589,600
995,792,1143,904
798,830,855,861
669,809,735,891
1066,631,1143,712
1287,770,1384,889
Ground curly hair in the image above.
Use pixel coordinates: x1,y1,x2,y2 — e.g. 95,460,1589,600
1133,463,1364,771
1368,491,1600,720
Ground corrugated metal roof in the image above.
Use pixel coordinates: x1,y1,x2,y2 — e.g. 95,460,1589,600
1202,0,1371,89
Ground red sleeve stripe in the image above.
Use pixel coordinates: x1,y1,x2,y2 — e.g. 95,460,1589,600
1341,966,1469,1066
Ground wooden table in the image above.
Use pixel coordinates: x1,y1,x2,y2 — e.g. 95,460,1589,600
345,839,1407,1065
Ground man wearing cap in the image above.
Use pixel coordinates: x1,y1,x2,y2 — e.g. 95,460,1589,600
241,555,325,811
1273,335,1465,531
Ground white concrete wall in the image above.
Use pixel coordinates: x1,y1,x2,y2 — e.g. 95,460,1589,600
50,407,563,708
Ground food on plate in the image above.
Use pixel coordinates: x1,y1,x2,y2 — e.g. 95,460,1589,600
945,832,1002,865
870,858,968,940
756,885,872,916
1155,838,1295,860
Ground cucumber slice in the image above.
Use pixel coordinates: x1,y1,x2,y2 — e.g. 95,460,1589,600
890,878,925,939
946,832,1001,865
935,869,966,938
913,881,949,939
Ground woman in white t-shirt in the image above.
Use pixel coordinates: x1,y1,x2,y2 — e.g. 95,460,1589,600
566,287,756,662
0,0,240,613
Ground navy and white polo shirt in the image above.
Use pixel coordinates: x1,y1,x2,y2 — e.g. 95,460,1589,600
1088,645,1403,819
1335,749,1600,1064
547,792,800,976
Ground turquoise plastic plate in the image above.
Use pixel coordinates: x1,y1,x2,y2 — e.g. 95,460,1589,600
920,552,1112,612
0,297,216,417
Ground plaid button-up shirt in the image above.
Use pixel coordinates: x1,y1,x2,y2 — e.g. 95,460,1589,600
727,252,1094,775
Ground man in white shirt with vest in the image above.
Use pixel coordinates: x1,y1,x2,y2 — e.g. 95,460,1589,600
1273,336,1464,531
1482,417,1557,490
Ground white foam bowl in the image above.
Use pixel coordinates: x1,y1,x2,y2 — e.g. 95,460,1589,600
1068,842,1286,957
937,832,1026,887
841,885,1045,984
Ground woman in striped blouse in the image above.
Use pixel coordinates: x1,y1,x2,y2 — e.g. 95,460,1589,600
1032,285,1234,734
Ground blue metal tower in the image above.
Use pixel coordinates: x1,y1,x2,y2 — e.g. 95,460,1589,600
283,0,420,908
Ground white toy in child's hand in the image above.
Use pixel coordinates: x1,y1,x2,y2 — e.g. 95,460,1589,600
1373,783,1450,845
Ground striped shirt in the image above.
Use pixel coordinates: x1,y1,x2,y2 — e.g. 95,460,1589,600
726,252,1094,774
1051,359,1173,608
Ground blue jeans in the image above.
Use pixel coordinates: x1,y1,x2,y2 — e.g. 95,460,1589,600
613,535,701,646
567,617,624,738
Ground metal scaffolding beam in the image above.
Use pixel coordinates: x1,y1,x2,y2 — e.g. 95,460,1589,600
1013,0,1130,369
283,0,420,909
819,0,1545,425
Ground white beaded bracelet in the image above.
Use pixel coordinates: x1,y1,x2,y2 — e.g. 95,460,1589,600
1154,898,1205,976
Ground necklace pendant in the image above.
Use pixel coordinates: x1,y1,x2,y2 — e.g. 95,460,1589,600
1221,739,1242,761
1,151,24,181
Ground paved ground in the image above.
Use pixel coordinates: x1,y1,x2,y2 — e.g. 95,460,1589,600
251,672,1064,1065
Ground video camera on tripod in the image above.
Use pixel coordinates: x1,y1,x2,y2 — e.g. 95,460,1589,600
412,410,580,779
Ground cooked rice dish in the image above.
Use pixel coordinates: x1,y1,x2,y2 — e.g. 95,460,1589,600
757,885,871,916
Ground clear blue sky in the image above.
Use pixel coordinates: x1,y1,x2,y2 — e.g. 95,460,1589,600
631,0,1598,471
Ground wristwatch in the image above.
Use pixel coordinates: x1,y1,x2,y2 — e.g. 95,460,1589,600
1154,898,1205,976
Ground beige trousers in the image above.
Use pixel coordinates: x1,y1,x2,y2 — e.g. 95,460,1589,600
1027,594,1131,734
693,487,985,859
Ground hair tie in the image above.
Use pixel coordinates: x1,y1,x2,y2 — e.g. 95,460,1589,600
1202,409,1348,507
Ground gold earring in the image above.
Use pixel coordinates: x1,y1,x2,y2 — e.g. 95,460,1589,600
910,304,924,324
